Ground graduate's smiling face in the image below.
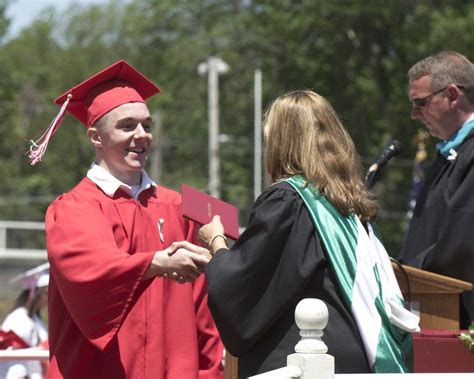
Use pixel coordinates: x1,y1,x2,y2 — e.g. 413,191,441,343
88,102,153,185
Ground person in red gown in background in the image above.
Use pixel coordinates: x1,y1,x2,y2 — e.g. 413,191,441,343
0,263,49,379
28,60,224,379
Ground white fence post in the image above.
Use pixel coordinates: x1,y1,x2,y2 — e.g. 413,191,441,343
0,225,6,249
249,298,334,379
286,298,334,379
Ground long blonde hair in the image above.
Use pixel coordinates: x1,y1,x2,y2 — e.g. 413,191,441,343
264,90,377,221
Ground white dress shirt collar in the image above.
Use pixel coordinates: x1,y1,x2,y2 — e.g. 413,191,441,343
87,164,156,198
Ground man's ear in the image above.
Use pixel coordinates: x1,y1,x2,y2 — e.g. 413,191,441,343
87,127,102,148
447,84,461,102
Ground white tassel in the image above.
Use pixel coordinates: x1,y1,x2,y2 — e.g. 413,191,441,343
28,94,72,166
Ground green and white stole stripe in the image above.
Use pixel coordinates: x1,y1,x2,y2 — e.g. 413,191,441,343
285,176,419,373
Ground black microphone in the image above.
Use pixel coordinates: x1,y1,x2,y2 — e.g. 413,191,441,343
365,140,402,189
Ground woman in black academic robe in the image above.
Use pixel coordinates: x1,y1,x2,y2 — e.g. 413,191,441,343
200,90,382,378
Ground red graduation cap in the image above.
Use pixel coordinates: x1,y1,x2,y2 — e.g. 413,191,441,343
28,60,161,165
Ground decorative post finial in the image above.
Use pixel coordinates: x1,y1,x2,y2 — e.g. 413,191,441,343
250,298,334,378
294,298,329,354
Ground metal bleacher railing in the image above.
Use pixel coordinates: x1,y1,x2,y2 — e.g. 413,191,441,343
0,221,47,260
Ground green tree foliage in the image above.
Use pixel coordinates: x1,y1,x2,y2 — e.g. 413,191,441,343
0,0,473,254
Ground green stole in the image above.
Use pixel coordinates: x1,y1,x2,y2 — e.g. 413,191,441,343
285,175,414,373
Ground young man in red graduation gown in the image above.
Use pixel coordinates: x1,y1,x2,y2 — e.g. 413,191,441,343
29,60,224,378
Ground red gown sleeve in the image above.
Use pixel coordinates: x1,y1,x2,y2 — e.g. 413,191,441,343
46,196,155,351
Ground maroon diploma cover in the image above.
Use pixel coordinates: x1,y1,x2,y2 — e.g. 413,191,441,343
181,184,240,240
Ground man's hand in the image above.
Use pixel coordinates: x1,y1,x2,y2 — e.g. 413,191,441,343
144,241,212,283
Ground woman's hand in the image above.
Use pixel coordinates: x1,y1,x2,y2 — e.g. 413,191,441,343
199,215,228,255
198,215,225,246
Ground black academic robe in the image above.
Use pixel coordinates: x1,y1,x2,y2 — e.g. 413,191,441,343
400,135,474,328
205,182,370,378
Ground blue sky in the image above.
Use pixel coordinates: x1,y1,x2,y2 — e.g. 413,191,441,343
6,0,112,37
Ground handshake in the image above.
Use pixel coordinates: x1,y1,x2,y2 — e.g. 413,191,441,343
148,215,228,284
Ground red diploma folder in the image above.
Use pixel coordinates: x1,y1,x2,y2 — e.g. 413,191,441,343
181,184,240,240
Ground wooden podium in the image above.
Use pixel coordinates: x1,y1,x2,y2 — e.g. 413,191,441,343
392,262,472,330
224,353,238,379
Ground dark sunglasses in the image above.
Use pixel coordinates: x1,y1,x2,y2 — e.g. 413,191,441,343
411,84,465,108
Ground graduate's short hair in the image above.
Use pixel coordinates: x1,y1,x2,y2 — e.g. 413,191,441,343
264,90,378,221
408,51,474,105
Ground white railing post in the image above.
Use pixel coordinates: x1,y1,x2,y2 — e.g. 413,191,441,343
0,225,6,249
249,298,334,379
286,298,334,379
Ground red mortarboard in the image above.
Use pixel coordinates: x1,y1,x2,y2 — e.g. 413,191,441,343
28,60,161,165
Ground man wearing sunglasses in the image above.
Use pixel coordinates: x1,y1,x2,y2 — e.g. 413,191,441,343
400,51,474,329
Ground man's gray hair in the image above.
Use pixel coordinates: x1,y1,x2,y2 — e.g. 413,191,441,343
408,51,474,104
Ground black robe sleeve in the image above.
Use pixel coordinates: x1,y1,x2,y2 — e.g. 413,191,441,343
205,184,321,355
205,183,370,377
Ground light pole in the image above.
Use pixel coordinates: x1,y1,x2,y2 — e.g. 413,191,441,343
198,57,229,198
150,110,162,182
254,68,262,200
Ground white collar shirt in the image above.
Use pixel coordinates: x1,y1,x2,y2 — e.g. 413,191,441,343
86,164,157,199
